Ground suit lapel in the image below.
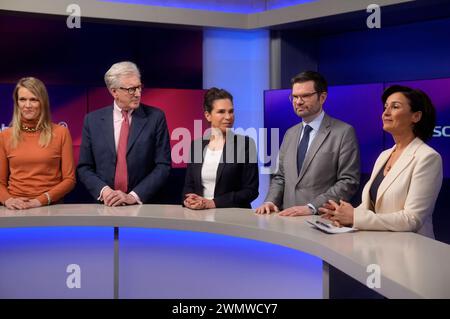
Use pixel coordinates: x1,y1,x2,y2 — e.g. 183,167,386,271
297,114,331,183
363,149,391,209
127,105,147,154
197,139,209,188
101,106,116,157
286,123,302,180
375,138,422,207
216,132,234,185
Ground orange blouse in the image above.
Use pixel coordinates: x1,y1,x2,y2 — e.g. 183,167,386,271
0,124,76,205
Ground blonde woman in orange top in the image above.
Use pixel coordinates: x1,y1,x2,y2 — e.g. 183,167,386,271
0,77,76,209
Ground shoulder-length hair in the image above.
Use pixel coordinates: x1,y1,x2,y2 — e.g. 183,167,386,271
11,77,52,148
382,85,436,142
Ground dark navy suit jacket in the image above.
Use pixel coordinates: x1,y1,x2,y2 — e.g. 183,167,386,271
182,133,259,208
77,104,171,203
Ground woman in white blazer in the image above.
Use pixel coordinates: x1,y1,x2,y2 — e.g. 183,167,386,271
319,85,442,238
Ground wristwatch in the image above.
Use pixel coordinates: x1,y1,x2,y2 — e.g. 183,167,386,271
307,203,317,215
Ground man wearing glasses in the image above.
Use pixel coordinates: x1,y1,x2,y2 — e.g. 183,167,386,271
77,61,171,206
255,71,360,216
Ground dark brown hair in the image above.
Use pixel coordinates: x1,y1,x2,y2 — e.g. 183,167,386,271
203,87,233,113
291,70,328,93
382,85,436,142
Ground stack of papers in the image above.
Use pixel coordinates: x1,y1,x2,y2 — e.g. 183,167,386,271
306,216,357,234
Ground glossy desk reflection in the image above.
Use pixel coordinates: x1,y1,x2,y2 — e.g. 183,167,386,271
0,204,449,298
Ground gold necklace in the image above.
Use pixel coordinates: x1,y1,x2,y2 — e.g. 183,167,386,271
21,124,40,132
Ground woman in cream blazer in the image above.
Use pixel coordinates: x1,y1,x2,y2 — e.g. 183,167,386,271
320,85,442,238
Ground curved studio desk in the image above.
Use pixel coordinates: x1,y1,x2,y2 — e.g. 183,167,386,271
0,204,449,299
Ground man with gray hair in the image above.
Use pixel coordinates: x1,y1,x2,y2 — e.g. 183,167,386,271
77,61,171,205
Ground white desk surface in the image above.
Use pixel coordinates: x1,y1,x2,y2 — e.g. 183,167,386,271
1,204,449,299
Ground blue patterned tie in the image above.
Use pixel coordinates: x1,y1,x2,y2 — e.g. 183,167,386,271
297,124,312,176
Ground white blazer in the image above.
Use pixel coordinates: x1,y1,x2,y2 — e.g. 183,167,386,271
354,137,442,238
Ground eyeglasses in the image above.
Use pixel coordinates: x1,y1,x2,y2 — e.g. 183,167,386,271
289,91,318,103
118,85,143,95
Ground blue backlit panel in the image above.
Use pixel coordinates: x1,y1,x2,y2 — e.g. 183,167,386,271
0,226,322,298
119,228,322,298
0,227,114,299
266,0,317,10
0,84,14,131
203,28,270,207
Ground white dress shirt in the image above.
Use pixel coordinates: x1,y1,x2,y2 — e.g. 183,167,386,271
298,110,325,149
113,102,133,150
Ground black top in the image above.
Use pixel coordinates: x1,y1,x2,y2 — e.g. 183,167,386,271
369,163,387,211
182,133,259,209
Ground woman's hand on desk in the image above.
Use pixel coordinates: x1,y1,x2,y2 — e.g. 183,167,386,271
5,197,28,210
184,193,215,210
319,200,354,227
4,197,41,210
24,199,42,209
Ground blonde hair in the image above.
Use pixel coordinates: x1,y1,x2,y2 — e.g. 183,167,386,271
11,77,52,148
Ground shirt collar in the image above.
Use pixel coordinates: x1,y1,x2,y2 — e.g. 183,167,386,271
113,101,134,117
302,110,324,132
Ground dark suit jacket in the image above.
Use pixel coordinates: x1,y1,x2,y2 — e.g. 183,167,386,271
77,104,171,203
182,133,259,208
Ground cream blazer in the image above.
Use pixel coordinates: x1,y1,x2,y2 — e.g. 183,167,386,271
354,137,442,238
